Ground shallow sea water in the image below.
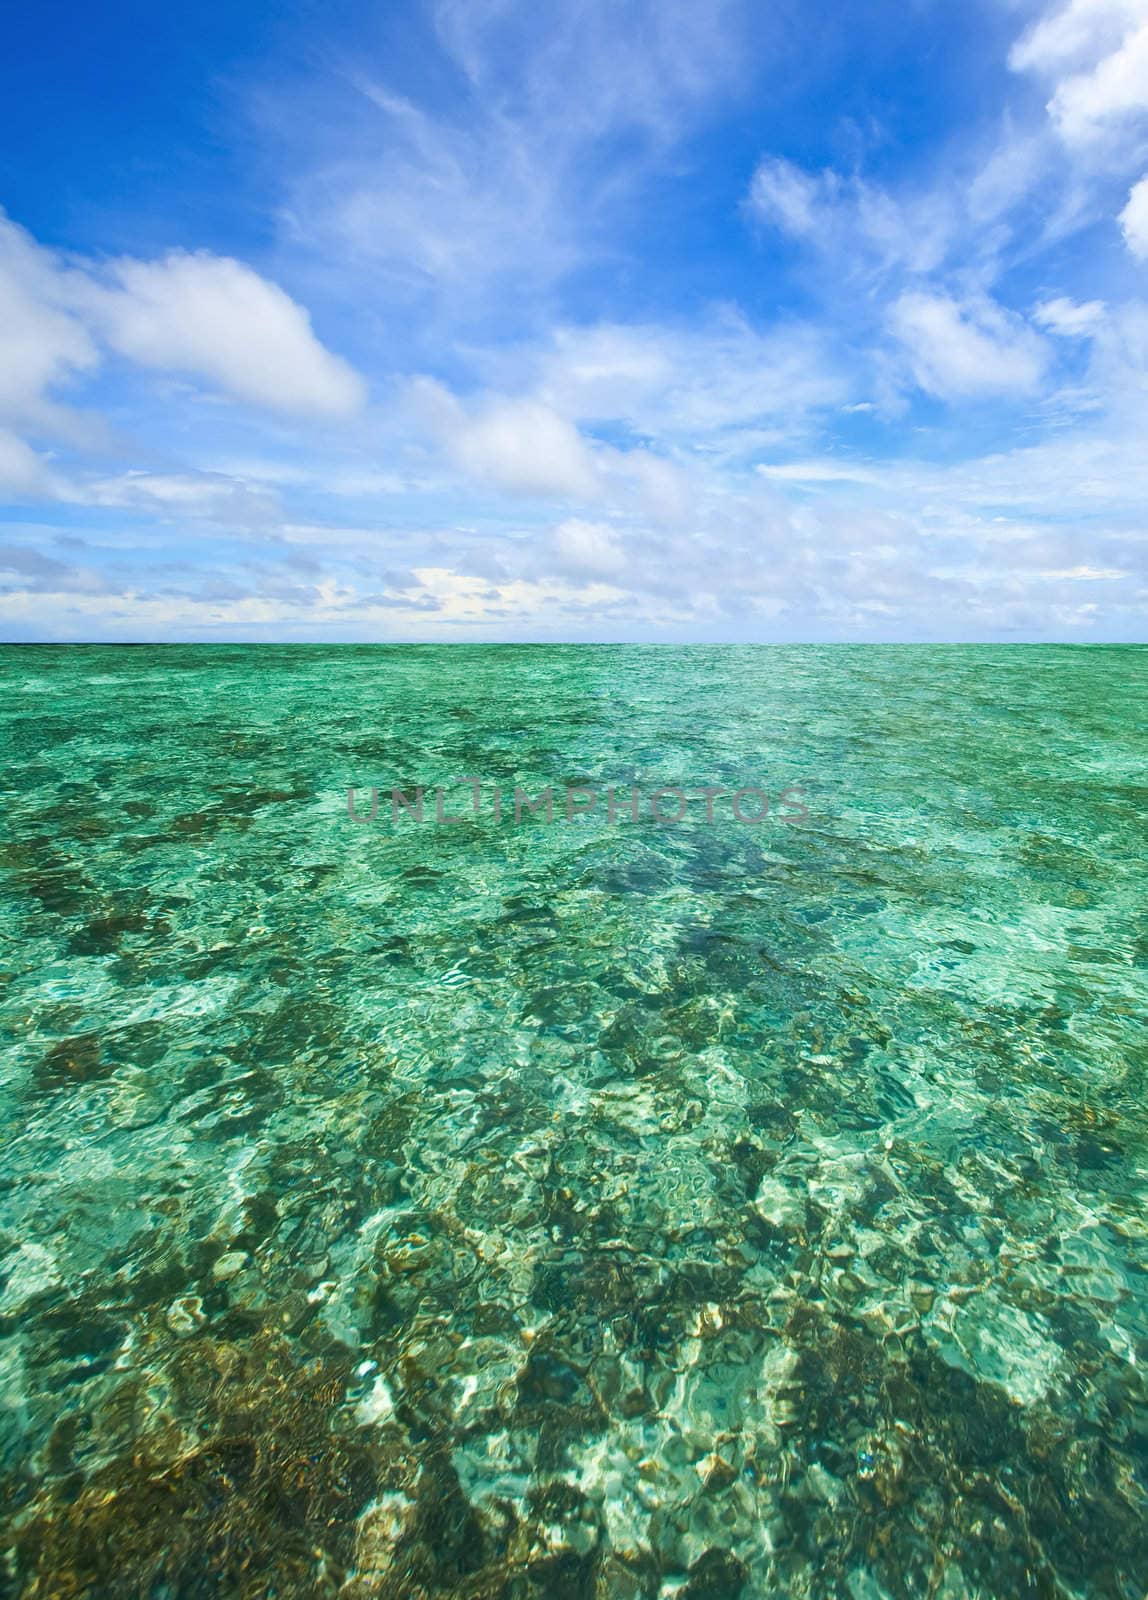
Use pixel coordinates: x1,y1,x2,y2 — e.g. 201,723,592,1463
0,643,1146,1599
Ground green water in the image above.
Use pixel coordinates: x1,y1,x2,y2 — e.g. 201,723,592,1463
0,644,1145,1599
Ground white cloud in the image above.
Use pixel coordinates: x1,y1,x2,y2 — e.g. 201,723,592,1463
89,252,366,416
0,429,58,497
395,565,628,626
1033,295,1108,334
1051,21,1148,141
966,130,1049,226
76,469,282,526
746,158,827,237
889,292,1049,399
529,316,848,442
757,460,882,485
411,362,708,520
0,544,106,593
0,212,367,512
0,213,99,431
551,518,626,576
1009,0,1142,76
456,400,598,499
1010,0,1148,145
1120,173,1148,254
412,378,600,499
745,157,955,278
1039,564,1127,578
621,452,693,525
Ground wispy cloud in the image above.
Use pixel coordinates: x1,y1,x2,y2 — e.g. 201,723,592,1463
275,0,756,316
889,292,1049,399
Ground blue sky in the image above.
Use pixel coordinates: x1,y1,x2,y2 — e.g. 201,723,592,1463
1,0,1146,640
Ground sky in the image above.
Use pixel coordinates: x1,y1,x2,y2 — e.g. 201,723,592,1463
1,0,1147,641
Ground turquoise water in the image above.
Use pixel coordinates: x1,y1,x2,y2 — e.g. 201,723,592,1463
0,644,1146,1598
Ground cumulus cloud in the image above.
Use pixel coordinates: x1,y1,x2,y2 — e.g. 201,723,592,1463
0,214,99,431
1009,0,1143,76
1119,173,1148,254
1052,22,1148,142
1010,0,1148,145
550,518,626,576
0,429,59,497
0,210,367,512
410,366,703,522
889,293,1049,399
1,214,364,427
413,378,600,499
88,252,366,416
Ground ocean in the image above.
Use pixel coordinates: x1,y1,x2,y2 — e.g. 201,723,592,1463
1,644,1145,1597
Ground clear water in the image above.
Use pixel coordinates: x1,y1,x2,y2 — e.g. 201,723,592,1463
1,644,1146,1599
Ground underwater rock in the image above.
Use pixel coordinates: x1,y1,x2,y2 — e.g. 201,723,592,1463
211,1250,250,1282
164,1296,207,1337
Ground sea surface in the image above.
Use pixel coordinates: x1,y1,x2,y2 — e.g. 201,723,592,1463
0,643,1145,1599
